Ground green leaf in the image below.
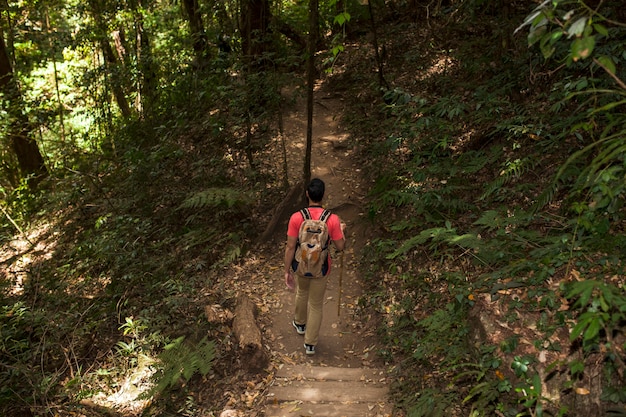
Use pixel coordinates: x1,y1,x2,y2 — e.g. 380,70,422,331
541,43,556,59
570,312,594,340
333,12,351,25
528,25,547,46
596,55,616,75
568,17,587,38
332,45,345,57
550,30,564,44
569,359,585,376
566,280,596,307
593,23,609,37
571,36,595,61
583,317,601,341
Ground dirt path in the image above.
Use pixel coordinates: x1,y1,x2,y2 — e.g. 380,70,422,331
256,82,392,416
264,81,379,366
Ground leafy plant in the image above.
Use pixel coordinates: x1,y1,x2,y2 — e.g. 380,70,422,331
386,223,483,261
567,280,626,366
142,336,215,398
178,188,253,212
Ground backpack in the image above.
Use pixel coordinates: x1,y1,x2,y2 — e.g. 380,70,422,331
292,208,331,277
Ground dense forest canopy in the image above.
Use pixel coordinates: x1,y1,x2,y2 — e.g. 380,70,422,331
1,0,626,416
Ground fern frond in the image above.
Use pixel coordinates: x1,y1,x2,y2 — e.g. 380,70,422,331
480,156,539,201
212,242,243,269
533,124,626,212
141,336,216,399
387,227,484,260
178,188,252,211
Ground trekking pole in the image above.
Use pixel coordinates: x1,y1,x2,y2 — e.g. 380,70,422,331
337,249,344,317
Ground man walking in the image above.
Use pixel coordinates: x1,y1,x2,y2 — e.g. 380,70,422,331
284,178,345,355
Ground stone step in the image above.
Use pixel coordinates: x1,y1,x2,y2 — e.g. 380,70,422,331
264,366,392,417
264,401,391,417
275,366,388,382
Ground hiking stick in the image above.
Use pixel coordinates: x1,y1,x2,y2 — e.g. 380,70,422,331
337,250,344,317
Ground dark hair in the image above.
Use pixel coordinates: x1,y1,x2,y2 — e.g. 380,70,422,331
307,178,325,203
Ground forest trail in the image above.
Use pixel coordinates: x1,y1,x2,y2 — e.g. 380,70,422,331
256,81,393,416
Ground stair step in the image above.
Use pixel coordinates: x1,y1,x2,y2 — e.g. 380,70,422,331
275,366,388,382
264,366,391,417
264,401,391,417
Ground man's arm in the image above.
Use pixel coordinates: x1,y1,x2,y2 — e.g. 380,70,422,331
284,235,297,285
332,220,346,252
333,237,345,252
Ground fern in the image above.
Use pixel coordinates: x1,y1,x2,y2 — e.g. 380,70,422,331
387,225,484,260
533,97,626,212
142,336,215,399
454,150,494,175
178,188,252,211
480,156,539,201
407,388,455,417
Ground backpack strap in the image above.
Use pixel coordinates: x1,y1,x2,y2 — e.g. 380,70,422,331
319,209,331,249
300,208,311,220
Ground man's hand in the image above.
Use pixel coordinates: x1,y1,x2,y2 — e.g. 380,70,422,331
285,271,295,290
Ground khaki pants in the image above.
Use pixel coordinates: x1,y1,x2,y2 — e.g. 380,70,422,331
294,274,328,346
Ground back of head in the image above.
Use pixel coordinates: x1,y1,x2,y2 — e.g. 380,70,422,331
307,178,325,203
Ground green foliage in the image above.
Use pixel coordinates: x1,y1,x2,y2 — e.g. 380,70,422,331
566,279,626,367
406,388,456,417
387,223,483,261
142,336,215,399
178,188,253,212
355,2,626,416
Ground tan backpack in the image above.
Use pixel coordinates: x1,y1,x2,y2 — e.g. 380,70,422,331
293,208,331,277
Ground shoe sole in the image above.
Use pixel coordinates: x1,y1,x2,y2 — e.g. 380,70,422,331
292,321,305,335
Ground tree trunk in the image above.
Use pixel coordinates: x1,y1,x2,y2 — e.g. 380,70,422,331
0,31,47,187
129,0,157,119
88,0,133,118
367,0,389,91
304,0,319,188
181,0,210,67
101,39,132,117
241,0,271,68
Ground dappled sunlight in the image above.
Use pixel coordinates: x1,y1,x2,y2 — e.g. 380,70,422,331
0,219,58,295
87,356,155,415
424,55,457,79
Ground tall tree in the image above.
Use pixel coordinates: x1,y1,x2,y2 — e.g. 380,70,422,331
303,0,318,187
181,0,210,67
0,30,47,187
241,0,271,67
128,0,157,118
88,0,133,118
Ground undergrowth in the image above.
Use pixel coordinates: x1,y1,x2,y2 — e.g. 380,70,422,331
347,2,626,416
0,61,289,416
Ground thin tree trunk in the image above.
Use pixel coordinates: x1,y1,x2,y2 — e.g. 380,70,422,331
367,0,389,91
87,0,133,118
0,31,47,187
101,39,132,117
304,0,318,189
181,0,210,67
278,96,289,189
45,11,66,143
129,0,157,119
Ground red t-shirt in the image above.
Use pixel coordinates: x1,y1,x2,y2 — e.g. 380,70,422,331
288,207,344,274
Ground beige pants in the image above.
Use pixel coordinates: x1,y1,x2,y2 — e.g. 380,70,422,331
294,274,329,346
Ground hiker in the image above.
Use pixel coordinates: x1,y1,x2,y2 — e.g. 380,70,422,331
284,178,345,355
